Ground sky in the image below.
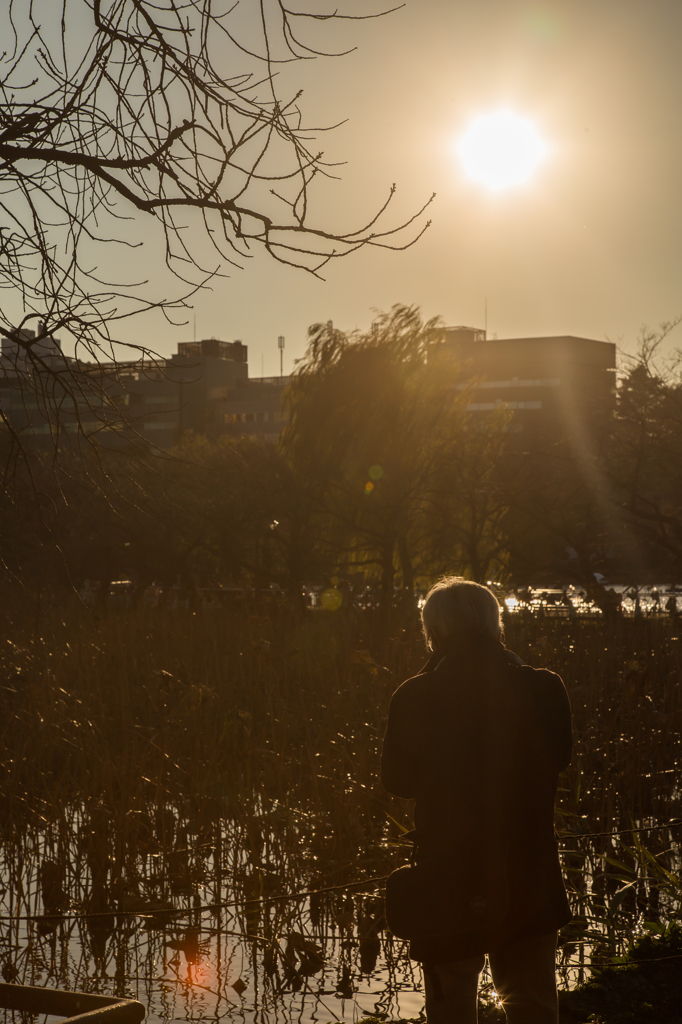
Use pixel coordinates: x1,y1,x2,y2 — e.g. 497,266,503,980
51,0,682,373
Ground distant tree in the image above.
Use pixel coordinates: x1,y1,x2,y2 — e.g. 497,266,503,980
282,306,510,606
170,432,322,596
497,323,682,586
424,410,511,583
501,442,623,585
19,446,202,598
610,322,682,578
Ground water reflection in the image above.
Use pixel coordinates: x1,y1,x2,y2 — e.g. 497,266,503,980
3,812,681,1023
0,820,426,1024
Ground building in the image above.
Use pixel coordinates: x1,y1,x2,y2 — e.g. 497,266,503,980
222,375,288,445
125,338,248,449
436,327,617,446
0,332,252,450
219,327,616,451
0,324,616,452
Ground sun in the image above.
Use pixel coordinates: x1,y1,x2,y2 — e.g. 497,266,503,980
457,111,548,191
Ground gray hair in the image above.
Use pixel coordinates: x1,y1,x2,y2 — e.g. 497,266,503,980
421,576,502,648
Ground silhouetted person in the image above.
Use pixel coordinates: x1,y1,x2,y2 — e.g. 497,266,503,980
382,577,572,1024
666,594,678,621
627,586,642,619
587,580,621,622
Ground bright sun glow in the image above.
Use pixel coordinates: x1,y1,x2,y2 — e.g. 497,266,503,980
458,111,548,191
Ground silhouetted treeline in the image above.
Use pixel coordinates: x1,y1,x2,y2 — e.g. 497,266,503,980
4,309,682,599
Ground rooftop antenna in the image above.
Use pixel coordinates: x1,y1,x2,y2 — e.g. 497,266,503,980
278,335,285,379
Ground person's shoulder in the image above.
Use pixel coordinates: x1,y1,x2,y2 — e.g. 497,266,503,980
390,671,430,701
389,658,444,703
502,647,526,668
509,661,570,716
519,663,563,682
504,652,565,689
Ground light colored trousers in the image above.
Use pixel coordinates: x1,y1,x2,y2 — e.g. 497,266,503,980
423,931,558,1024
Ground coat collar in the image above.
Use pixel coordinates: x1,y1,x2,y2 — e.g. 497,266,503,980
418,632,506,675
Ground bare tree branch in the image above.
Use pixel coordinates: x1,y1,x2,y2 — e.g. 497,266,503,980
0,0,432,494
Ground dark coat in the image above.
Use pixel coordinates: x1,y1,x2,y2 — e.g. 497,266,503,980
381,633,572,963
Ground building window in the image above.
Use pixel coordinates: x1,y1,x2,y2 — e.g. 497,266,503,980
456,377,561,391
245,413,254,422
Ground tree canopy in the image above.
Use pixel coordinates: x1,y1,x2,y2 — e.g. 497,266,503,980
6,310,682,599
282,306,511,598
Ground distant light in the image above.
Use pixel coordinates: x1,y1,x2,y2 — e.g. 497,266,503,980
458,111,548,191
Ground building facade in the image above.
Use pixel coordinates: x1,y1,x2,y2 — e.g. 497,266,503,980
437,327,616,446
0,333,252,450
0,325,616,452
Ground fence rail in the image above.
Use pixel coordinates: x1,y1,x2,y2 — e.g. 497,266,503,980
0,983,145,1024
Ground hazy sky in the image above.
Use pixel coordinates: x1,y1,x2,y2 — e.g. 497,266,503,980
129,0,682,372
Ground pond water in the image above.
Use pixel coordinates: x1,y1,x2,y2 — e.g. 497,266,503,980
0,817,428,1024
5,813,682,1024
3,811,681,1024
2,908,425,1024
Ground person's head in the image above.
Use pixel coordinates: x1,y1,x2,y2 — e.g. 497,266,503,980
421,576,502,650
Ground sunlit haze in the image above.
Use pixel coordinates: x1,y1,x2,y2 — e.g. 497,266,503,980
458,112,548,191
31,0,682,368
170,0,682,369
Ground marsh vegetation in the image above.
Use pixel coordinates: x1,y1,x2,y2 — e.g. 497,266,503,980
0,599,680,1022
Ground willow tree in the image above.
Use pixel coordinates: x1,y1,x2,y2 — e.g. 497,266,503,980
281,306,510,606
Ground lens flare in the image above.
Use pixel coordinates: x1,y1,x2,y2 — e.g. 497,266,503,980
320,587,343,611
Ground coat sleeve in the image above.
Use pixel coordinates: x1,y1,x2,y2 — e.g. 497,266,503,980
536,669,573,772
380,681,423,799
553,673,573,772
